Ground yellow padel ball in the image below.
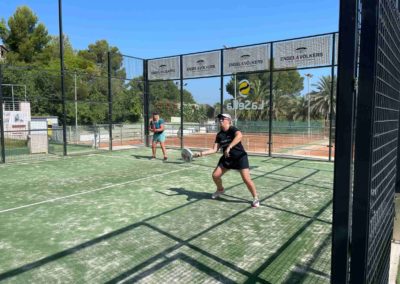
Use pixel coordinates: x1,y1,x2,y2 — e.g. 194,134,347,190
238,79,250,96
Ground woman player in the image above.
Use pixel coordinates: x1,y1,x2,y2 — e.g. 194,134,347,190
194,113,260,208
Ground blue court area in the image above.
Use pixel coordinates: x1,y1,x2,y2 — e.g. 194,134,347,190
0,147,333,283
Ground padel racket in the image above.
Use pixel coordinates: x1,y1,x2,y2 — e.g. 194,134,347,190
181,148,194,162
150,120,156,131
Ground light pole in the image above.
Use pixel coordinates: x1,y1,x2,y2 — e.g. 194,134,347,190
234,73,237,125
223,45,237,125
305,73,313,138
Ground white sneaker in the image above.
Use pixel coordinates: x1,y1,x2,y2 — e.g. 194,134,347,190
251,199,260,208
211,189,225,199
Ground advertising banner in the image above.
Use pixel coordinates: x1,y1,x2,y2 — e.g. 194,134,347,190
274,35,332,69
148,57,180,80
223,44,269,75
182,51,220,78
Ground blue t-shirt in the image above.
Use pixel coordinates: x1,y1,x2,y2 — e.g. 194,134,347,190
151,119,164,133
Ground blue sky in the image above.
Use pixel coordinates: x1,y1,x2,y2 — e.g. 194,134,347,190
2,0,339,104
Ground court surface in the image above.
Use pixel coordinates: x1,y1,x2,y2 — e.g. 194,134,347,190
0,147,333,283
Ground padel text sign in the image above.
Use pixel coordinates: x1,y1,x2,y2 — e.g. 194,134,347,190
148,57,180,80
274,35,332,69
223,45,270,75
182,51,220,78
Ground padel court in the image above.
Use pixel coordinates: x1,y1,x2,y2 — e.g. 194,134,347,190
0,148,333,283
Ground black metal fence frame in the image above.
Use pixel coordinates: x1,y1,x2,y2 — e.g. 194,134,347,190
145,32,339,161
0,64,5,163
333,0,400,282
0,32,338,163
0,1,398,282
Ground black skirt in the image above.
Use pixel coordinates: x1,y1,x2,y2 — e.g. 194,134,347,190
218,154,249,170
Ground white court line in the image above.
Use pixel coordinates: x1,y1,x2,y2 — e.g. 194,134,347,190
91,152,209,162
0,166,197,214
89,153,157,162
90,153,196,165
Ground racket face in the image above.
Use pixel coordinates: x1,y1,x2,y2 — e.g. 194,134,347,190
181,148,193,162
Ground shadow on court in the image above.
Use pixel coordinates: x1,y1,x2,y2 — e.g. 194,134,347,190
131,154,188,164
156,187,250,205
131,154,153,160
0,157,332,283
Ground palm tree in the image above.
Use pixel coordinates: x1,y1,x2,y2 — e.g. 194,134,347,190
272,90,297,121
287,96,309,121
237,79,270,121
311,75,336,124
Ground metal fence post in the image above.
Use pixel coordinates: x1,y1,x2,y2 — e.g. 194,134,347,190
328,33,336,162
268,43,274,157
143,60,150,147
331,0,360,282
0,64,5,163
350,0,400,282
107,51,113,151
180,55,184,148
220,50,224,114
58,0,67,156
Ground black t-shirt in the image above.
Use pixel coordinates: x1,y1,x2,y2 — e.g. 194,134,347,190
215,126,246,159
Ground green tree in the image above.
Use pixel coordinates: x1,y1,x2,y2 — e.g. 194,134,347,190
226,70,303,121
0,6,50,63
78,40,125,78
148,81,196,121
287,96,308,121
311,75,336,123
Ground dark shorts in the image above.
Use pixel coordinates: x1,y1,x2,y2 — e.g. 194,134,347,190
218,154,249,170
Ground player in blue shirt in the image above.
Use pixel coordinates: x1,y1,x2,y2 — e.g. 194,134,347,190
149,112,168,161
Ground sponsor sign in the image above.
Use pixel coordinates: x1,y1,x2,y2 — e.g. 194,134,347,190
227,80,267,110
148,57,180,80
238,80,251,97
223,45,269,74
183,51,220,78
274,35,332,69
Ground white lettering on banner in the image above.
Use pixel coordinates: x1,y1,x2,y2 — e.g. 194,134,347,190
186,64,216,72
228,60,264,67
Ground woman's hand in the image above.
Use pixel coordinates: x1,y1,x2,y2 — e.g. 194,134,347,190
224,147,231,158
193,152,202,158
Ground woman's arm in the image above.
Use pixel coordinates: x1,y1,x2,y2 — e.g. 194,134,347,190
194,143,219,157
224,131,242,157
154,123,164,133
